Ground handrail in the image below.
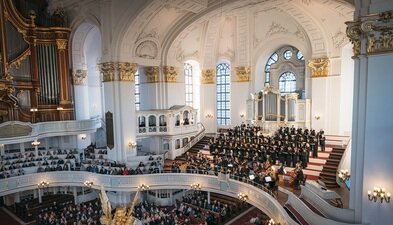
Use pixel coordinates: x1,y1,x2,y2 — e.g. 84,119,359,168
183,122,205,151
280,187,367,225
300,185,357,223
0,170,297,225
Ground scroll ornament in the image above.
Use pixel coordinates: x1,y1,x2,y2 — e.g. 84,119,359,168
144,66,159,83
346,11,393,57
308,58,330,78
201,69,215,84
234,66,251,82
117,62,138,82
163,66,179,83
72,69,87,85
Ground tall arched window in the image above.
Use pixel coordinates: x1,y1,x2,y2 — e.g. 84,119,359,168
279,72,296,94
184,63,193,107
264,52,278,83
216,63,231,125
134,70,140,110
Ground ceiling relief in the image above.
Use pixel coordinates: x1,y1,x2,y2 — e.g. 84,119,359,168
135,39,159,60
265,22,288,37
332,31,349,49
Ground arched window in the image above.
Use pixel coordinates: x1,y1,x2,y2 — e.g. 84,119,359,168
134,69,140,110
264,52,278,83
184,63,193,107
216,63,231,125
279,72,296,94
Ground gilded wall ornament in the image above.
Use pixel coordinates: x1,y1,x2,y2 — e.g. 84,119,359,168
346,10,393,57
56,39,68,50
117,62,138,82
98,62,116,82
72,69,87,85
201,69,215,84
234,66,251,82
163,66,179,83
144,66,159,83
308,58,330,78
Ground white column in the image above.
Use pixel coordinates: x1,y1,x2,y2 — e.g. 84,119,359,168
207,191,210,204
38,189,42,204
73,187,78,203
285,96,288,123
0,144,4,156
19,143,25,155
347,2,393,224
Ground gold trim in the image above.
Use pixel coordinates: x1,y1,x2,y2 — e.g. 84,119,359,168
234,66,251,82
117,62,138,82
56,39,67,50
98,62,115,82
144,66,159,83
346,10,393,57
10,49,31,69
201,69,215,84
308,58,329,78
163,66,179,83
72,69,87,85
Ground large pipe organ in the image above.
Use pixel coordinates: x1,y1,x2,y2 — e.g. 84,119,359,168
0,0,73,123
247,86,310,131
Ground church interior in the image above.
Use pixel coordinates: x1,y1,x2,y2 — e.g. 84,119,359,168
0,0,392,224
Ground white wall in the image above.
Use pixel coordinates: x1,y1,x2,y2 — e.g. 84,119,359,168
339,44,354,135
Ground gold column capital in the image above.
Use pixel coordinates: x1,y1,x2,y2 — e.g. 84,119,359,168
98,62,116,82
56,39,68,50
201,69,215,84
72,69,87,85
234,66,251,82
144,66,159,83
117,62,138,82
308,58,330,78
163,66,179,83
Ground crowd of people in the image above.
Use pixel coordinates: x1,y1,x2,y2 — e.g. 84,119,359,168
36,199,101,225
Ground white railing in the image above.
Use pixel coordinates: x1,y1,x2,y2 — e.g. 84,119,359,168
280,187,367,225
0,171,297,225
300,185,357,224
169,122,205,159
0,117,102,144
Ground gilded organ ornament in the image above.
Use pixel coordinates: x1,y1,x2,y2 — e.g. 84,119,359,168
56,39,68,50
72,69,87,85
234,66,251,82
201,69,215,84
346,10,393,57
308,58,330,78
117,63,138,82
163,66,179,83
99,62,116,82
144,66,159,83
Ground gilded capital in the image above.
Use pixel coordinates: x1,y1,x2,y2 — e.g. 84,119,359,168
117,62,138,82
144,66,159,83
201,69,215,84
163,66,179,83
73,69,87,85
346,11,393,57
308,58,329,78
98,62,116,82
234,66,251,82
56,39,68,50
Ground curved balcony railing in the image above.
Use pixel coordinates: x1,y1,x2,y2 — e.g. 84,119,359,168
0,117,102,144
0,170,297,225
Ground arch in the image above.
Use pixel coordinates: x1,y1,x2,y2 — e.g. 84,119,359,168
138,116,146,127
148,115,157,127
159,115,167,126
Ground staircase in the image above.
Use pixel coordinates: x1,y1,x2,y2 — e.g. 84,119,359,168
318,147,346,188
163,136,212,171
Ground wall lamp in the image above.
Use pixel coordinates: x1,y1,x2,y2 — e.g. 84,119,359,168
31,140,41,146
240,113,245,118
237,192,248,201
338,169,350,183
38,180,49,188
81,135,87,140
57,106,64,110
205,113,213,119
190,183,201,190
84,180,93,188
128,141,137,148
138,184,150,191
314,115,321,120
30,108,38,112
268,218,281,225
368,187,390,203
